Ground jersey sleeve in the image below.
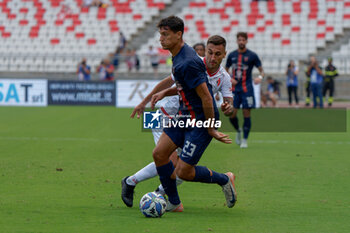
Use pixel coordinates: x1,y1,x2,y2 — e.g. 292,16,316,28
183,60,207,89
220,71,233,98
254,53,262,68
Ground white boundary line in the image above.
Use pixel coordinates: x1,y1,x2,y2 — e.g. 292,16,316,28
0,136,349,145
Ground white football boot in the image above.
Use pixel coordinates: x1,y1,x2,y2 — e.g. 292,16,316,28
240,139,248,148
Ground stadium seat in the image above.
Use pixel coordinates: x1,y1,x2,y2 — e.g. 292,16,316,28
0,0,173,72
138,0,347,73
0,0,349,73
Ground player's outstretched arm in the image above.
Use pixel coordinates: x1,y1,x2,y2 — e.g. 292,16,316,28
150,87,178,110
130,75,174,118
195,83,232,144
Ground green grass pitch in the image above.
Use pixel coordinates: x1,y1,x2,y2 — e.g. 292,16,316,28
0,106,349,233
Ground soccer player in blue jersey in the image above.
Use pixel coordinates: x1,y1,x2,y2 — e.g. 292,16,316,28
122,36,234,210
150,16,236,211
225,32,265,148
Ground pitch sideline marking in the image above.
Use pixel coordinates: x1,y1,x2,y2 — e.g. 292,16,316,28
0,136,349,145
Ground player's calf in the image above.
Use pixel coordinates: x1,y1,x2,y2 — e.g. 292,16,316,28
175,161,196,181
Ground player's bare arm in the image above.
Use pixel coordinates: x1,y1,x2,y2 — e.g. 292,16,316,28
150,86,178,109
221,97,234,116
231,78,238,86
195,83,232,144
130,75,174,118
254,66,265,84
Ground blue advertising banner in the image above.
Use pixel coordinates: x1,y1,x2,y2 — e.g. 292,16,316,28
48,81,115,106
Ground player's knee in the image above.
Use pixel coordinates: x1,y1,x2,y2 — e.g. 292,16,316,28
230,111,237,119
152,147,165,163
243,110,250,117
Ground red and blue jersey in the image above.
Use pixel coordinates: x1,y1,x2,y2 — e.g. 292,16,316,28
172,43,219,121
225,49,262,93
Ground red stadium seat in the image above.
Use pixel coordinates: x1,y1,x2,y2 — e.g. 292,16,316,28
200,33,209,39
223,26,231,33
265,20,274,26
29,31,38,38
272,33,281,39
282,39,291,46
317,33,326,39
66,26,75,32
343,14,350,19
1,32,11,38
326,26,334,32
55,20,64,26
87,38,97,45
208,8,225,14
231,20,239,26
81,7,89,13
292,26,300,32
97,8,106,20
8,14,16,19
267,1,276,13
189,2,206,8
19,8,29,14
221,14,229,20
185,14,194,20
75,32,85,39
293,2,301,13
308,13,318,19
50,38,60,45
317,20,326,25
109,20,119,32
257,26,265,32
327,8,336,13
19,20,29,26
282,14,291,25
133,14,143,20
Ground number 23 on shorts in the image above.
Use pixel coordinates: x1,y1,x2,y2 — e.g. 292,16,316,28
183,140,197,157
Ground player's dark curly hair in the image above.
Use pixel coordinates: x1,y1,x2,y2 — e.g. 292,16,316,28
193,42,205,50
236,32,248,40
207,35,226,48
157,16,184,35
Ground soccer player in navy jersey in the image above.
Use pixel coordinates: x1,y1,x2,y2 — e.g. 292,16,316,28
225,32,265,148
122,36,234,210
150,16,236,211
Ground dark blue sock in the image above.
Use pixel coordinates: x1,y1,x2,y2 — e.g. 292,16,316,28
229,117,240,131
243,117,251,139
156,161,180,205
193,166,228,186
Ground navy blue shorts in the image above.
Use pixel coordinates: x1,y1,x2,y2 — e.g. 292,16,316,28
163,126,212,165
233,91,255,109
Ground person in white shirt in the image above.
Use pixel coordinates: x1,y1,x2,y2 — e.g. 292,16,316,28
147,45,160,76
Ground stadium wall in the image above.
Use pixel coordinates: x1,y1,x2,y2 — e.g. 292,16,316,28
1,76,350,106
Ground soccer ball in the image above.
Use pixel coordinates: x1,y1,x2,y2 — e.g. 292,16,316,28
139,192,167,218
